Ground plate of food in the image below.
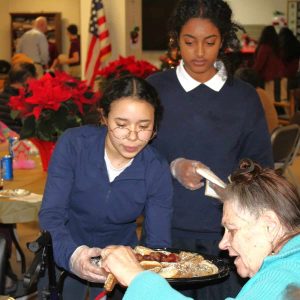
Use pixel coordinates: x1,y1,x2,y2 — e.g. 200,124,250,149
0,189,31,198
92,246,230,292
134,246,230,285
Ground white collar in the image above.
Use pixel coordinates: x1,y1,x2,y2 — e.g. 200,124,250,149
176,59,227,92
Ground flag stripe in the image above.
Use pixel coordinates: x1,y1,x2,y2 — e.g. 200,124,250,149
85,36,97,72
98,16,106,25
85,39,111,85
85,37,102,81
99,30,109,40
100,45,112,59
85,0,111,87
90,46,111,85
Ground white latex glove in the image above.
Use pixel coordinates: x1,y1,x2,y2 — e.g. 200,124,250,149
69,245,107,282
170,158,205,190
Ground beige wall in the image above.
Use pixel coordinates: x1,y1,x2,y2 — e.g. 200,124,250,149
228,0,287,25
142,0,288,66
0,0,10,60
125,0,142,58
0,0,288,72
80,0,127,70
80,0,142,78
0,0,142,78
0,0,80,60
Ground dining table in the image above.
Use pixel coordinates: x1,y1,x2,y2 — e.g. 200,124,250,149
0,148,47,273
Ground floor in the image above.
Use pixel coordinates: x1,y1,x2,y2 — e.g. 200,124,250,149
7,155,300,299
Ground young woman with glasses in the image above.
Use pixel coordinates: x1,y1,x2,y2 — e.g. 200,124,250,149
38,75,173,299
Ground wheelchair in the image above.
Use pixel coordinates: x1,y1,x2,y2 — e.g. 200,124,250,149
24,231,66,300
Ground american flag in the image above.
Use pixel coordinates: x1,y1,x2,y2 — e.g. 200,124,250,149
85,0,111,87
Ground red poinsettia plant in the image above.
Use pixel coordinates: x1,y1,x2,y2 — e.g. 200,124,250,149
96,55,159,90
9,71,100,142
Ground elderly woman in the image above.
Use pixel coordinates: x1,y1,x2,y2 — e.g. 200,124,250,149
100,159,300,300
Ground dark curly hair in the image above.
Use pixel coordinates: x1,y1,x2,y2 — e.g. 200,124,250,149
168,0,243,78
220,159,300,242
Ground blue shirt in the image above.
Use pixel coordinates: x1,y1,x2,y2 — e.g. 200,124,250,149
39,125,173,270
123,235,300,300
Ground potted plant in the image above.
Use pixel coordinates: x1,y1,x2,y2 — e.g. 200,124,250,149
9,71,99,170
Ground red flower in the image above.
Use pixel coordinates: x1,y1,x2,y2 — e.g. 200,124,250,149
8,71,100,141
97,55,158,81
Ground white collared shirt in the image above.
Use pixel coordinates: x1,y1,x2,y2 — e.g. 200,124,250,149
176,59,227,92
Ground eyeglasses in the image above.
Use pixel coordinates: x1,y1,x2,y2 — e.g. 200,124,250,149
109,126,156,142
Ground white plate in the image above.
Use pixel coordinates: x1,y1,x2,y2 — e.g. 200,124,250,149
0,189,31,198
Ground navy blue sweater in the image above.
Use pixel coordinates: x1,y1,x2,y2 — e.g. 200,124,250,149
39,125,173,270
149,69,273,238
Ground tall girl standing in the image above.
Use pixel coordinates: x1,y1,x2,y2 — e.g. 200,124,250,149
148,0,273,299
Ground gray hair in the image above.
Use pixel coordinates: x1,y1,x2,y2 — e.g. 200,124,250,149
219,159,300,233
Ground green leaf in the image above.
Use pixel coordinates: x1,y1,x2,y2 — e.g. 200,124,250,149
36,112,57,141
10,110,21,120
20,115,36,139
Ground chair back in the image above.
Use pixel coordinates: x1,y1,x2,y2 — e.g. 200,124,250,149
265,77,288,102
266,78,298,125
290,111,300,126
271,124,300,174
0,234,7,295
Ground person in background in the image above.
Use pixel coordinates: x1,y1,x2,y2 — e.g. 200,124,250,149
278,27,300,81
16,16,49,78
11,53,34,65
0,63,36,294
50,24,81,78
0,62,37,133
147,0,273,299
235,67,279,134
38,76,173,300
101,159,300,300
0,121,19,294
0,121,18,145
47,32,59,70
0,60,11,91
253,25,285,88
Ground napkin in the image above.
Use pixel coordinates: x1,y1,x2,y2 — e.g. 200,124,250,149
10,192,43,203
196,167,226,199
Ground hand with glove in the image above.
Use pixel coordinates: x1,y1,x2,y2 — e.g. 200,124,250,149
170,158,206,190
69,245,107,282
